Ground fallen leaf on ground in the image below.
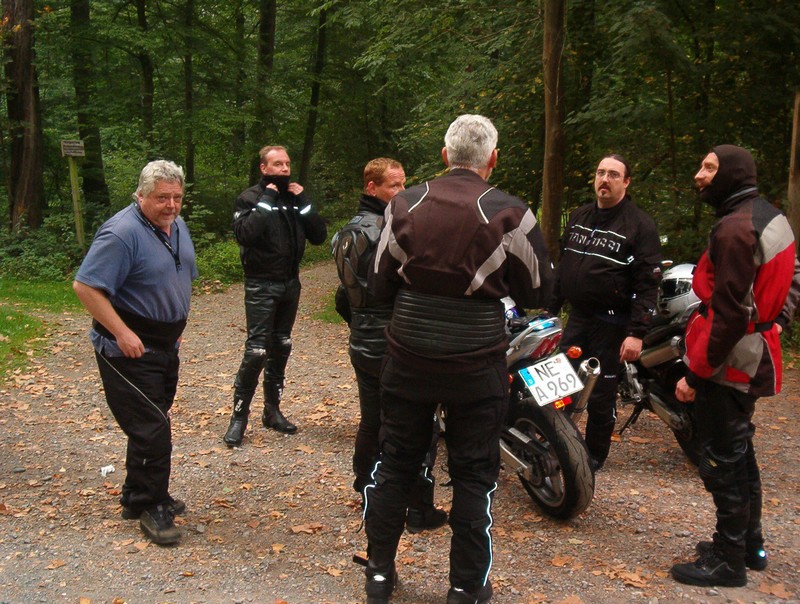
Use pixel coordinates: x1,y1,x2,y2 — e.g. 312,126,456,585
758,582,794,598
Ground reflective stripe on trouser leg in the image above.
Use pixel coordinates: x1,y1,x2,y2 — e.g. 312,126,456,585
95,350,177,510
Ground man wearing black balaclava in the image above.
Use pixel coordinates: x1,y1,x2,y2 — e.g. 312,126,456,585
671,145,795,587
223,145,327,447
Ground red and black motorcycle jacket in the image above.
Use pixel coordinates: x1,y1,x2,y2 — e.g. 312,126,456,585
684,151,795,397
549,195,662,338
232,176,327,280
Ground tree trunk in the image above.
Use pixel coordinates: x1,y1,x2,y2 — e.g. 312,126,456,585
541,0,566,261
135,0,155,152
788,91,800,253
70,0,110,227
250,0,276,184
298,8,327,186
182,0,195,214
3,0,44,231
231,0,246,159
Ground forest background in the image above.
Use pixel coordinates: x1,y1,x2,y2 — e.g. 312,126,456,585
1,1,800,316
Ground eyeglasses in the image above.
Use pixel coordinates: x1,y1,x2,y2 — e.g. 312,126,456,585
596,169,623,180
155,194,184,204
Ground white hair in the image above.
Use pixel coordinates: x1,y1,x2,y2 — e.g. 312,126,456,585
135,160,185,197
444,114,498,170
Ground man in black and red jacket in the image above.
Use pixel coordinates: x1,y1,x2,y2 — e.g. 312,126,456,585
549,154,662,472
670,145,795,587
223,145,326,447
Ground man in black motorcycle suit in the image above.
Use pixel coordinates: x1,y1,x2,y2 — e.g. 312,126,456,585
331,158,448,533
549,154,662,472
223,145,327,446
363,115,554,604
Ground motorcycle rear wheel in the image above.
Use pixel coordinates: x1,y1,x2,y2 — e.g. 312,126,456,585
503,401,594,519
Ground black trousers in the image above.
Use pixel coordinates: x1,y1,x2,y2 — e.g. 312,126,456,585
694,380,762,559
364,356,508,592
350,352,440,502
560,312,627,462
95,349,179,511
233,277,301,406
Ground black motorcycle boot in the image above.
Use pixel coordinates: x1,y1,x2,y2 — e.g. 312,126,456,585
365,558,398,604
263,381,297,434
671,543,746,587
446,581,493,604
223,397,251,447
406,469,447,533
695,540,767,571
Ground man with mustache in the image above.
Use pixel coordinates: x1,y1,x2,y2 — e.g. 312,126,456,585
549,154,662,472
223,145,327,446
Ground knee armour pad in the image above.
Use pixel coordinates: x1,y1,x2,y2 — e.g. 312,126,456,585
699,448,740,490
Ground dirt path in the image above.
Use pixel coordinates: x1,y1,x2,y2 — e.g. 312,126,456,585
0,261,797,603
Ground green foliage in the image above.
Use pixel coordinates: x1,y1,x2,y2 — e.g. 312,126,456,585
194,239,242,285
0,214,85,281
3,0,800,270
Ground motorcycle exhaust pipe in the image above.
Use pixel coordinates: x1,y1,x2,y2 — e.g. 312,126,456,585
572,357,601,416
639,335,683,369
648,392,689,432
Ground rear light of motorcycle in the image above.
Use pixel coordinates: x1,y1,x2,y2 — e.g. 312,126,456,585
553,396,572,409
530,334,560,360
566,346,582,359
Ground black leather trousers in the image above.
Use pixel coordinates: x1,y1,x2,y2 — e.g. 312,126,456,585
232,277,300,412
694,379,761,561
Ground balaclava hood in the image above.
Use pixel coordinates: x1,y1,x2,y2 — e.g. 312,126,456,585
699,144,757,209
262,173,291,194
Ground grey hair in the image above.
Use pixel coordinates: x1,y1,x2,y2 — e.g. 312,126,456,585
444,114,498,170
135,160,185,197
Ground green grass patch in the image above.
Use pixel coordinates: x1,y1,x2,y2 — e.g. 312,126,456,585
0,279,81,382
313,286,345,324
0,279,81,310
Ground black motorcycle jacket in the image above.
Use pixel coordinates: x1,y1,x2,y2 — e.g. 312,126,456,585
332,194,393,366
233,176,327,280
550,195,661,338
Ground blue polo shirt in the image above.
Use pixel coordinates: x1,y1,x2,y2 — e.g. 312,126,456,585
75,203,198,353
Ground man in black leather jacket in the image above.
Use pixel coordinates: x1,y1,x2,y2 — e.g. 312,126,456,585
363,116,553,604
332,158,447,533
223,146,327,447
549,154,661,473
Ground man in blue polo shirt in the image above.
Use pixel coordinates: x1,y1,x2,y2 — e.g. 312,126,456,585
73,160,198,546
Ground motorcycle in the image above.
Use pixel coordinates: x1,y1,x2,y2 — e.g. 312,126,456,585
499,309,601,519
616,263,702,464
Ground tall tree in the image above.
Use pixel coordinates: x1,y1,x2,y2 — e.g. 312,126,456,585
541,0,566,260
134,0,155,151
70,0,110,227
298,6,327,186
182,0,195,206
3,0,44,231
248,0,276,183
788,91,800,252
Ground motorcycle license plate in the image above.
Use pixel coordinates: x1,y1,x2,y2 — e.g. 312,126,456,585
518,353,583,406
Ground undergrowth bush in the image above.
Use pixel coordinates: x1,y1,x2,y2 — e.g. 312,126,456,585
0,214,84,281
